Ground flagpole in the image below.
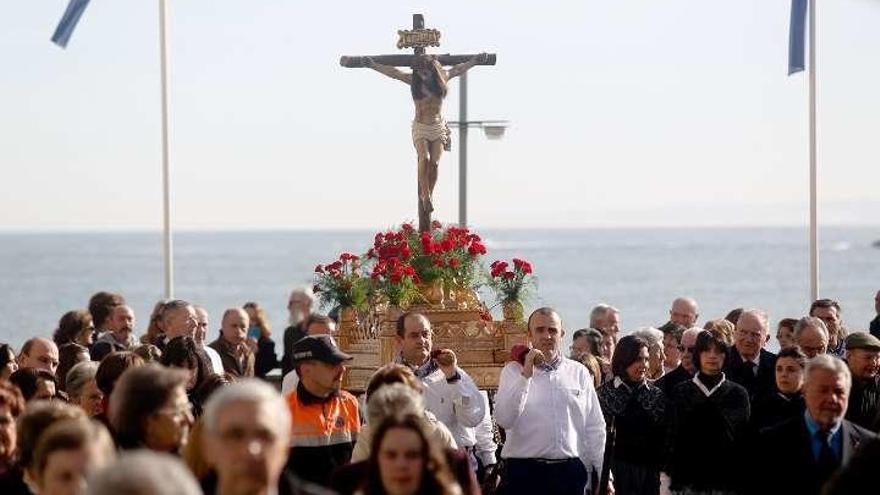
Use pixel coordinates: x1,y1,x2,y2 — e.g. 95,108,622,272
808,0,818,301
159,0,174,299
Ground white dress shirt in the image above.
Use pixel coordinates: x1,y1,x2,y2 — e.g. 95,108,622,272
474,390,498,466
202,344,224,375
280,369,299,397
420,366,486,449
495,357,606,473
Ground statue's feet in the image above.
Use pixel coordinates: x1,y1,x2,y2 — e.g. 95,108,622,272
420,196,434,214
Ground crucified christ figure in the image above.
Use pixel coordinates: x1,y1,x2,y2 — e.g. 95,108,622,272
365,53,488,229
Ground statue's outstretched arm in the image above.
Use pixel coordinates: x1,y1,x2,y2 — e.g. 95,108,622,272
365,57,412,85
447,53,488,79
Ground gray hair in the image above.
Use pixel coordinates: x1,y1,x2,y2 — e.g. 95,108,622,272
737,308,769,332
86,450,201,495
367,382,424,426
202,379,290,440
289,286,316,304
632,327,664,347
794,316,829,340
805,354,851,391
589,303,619,329
65,361,98,399
159,299,192,328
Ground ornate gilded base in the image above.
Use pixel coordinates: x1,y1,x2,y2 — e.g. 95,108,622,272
336,290,527,392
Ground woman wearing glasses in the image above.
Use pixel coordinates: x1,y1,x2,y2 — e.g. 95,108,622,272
109,364,194,455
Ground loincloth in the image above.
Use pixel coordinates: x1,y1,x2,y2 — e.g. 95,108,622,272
411,119,452,151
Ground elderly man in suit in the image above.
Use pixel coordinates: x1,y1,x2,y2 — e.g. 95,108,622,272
755,354,877,495
724,308,777,399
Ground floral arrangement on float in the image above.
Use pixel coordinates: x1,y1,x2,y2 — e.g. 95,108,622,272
311,220,533,323
313,253,370,312
485,258,536,322
366,220,487,307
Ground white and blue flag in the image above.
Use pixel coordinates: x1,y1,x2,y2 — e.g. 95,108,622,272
788,0,808,75
51,0,91,48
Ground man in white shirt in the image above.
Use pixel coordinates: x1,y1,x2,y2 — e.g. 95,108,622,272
394,311,491,471
194,306,224,375
495,307,606,495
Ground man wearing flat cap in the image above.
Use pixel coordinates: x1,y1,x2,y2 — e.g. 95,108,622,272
844,332,880,431
286,334,360,487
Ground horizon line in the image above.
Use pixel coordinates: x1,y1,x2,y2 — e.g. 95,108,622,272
0,223,878,234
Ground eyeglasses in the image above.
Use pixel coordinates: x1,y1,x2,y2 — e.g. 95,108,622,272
155,403,194,421
737,329,763,340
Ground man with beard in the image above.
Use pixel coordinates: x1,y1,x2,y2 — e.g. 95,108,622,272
91,305,138,361
366,52,487,230
282,287,315,376
495,307,606,495
285,335,359,487
756,355,877,495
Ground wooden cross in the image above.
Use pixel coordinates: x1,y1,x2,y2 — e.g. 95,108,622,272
340,14,497,69
341,14,496,231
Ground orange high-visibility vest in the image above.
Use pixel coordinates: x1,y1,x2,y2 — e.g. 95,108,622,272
286,388,360,447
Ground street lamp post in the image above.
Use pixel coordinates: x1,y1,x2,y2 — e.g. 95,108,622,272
448,72,509,228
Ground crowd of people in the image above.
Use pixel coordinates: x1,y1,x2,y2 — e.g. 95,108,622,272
1,287,880,495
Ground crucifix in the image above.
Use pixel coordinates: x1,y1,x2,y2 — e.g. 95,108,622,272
341,14,496,232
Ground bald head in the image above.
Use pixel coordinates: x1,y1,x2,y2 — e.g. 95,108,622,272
18,337,59,376
194,307,209,345
221,308,249,346
735,309,769,361
670,298,699,327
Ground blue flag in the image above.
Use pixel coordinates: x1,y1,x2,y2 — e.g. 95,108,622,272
788,0,808,75
51,0,92,48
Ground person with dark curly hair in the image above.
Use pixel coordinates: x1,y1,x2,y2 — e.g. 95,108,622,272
52,310,94,348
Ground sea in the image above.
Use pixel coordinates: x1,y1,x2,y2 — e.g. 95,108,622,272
1,227,878,352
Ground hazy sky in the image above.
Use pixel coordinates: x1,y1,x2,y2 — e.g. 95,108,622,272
2,1,878,230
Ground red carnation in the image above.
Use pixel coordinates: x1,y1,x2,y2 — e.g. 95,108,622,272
314,264,324,273
449,258,460,268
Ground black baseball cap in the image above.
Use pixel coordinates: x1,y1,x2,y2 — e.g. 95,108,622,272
291,335,353,365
